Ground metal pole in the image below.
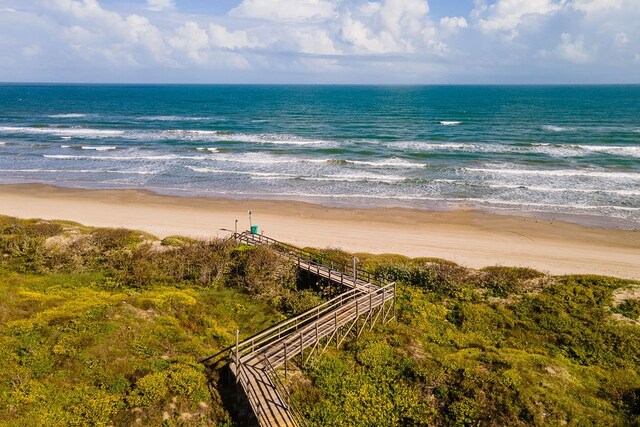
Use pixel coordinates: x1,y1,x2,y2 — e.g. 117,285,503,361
248,210,252,230
234,219,238,234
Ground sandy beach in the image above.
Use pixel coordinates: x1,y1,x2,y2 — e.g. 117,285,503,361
1,183,638,280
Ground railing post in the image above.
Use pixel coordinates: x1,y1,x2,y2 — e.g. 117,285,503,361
353,256,357,282
284,342,288,380
393,282,397,319
334,311,338,348
300,332,304,365
235,329,240,383
382,288,387,323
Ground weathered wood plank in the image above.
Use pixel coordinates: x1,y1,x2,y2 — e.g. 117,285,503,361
225,232,396,427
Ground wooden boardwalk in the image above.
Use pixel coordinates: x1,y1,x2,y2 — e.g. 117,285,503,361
211,232,396,427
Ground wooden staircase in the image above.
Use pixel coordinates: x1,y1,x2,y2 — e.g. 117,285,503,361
207,232,396,426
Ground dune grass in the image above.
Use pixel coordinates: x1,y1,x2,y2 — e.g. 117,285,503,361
1,215,639,426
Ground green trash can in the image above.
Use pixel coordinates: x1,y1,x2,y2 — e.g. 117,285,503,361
251,225,259,235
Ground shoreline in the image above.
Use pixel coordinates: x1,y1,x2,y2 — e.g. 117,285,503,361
1,183,639,280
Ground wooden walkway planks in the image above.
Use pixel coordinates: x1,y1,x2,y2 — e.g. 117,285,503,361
223,232,396,427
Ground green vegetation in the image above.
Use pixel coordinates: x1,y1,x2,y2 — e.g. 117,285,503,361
291,256,640,426
1,215,639,426
0,216,295,425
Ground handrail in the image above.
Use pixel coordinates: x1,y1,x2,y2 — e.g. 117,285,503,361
235,288,364,358
201,283,396,365
262,354,307,427
239,282,396,362
234,232,383,287
201,287,362,365
235,363,268,424
202,231,397,427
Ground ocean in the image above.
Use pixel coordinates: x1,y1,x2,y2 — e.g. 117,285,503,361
0,84,638,227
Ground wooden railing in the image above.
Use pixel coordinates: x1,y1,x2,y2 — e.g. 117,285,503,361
204,231,397,427
234,232,385,287
233,282,395,366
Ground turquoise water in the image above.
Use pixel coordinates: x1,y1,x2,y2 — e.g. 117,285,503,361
0,84,638,226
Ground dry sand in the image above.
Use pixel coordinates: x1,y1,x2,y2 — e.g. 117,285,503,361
1,183,638,280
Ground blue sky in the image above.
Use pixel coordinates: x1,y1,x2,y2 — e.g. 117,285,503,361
0,0,638,84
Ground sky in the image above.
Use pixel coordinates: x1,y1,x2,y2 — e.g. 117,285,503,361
0,0,638,84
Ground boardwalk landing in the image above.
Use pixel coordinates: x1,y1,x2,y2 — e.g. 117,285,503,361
210,232,396,427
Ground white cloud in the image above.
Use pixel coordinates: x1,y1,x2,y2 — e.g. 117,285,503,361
474,0,562,36
0,0,638,83
169,22,210,63
556,33,591,63
571,0,623,13
209,24,259,49
22,45,41,57
614,32,628,47
147,0,175,12
291,28,341,55
230,0,336,21
440,16,468,30
339,0,434,54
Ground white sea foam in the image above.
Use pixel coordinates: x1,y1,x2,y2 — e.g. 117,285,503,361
48,113,87,118
542,125,576,132
440,121,462,126
0,126,124,138
43,154,206,161
0,168,157,175
578,145,640,158
300,173,405,184
81,146,117,151
465,167,640,180
340,159,426,169
60,145,71,148
0,141,6,145
389,142,471,151
387,140,640,159
61,136,72,140
483,183,640,196
201,152,297,165
186,166,404,184
187,167,296,180
138,116,214,121
464,198,640,212
188,167,232,174
195,147,219,152
161,130,329,146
